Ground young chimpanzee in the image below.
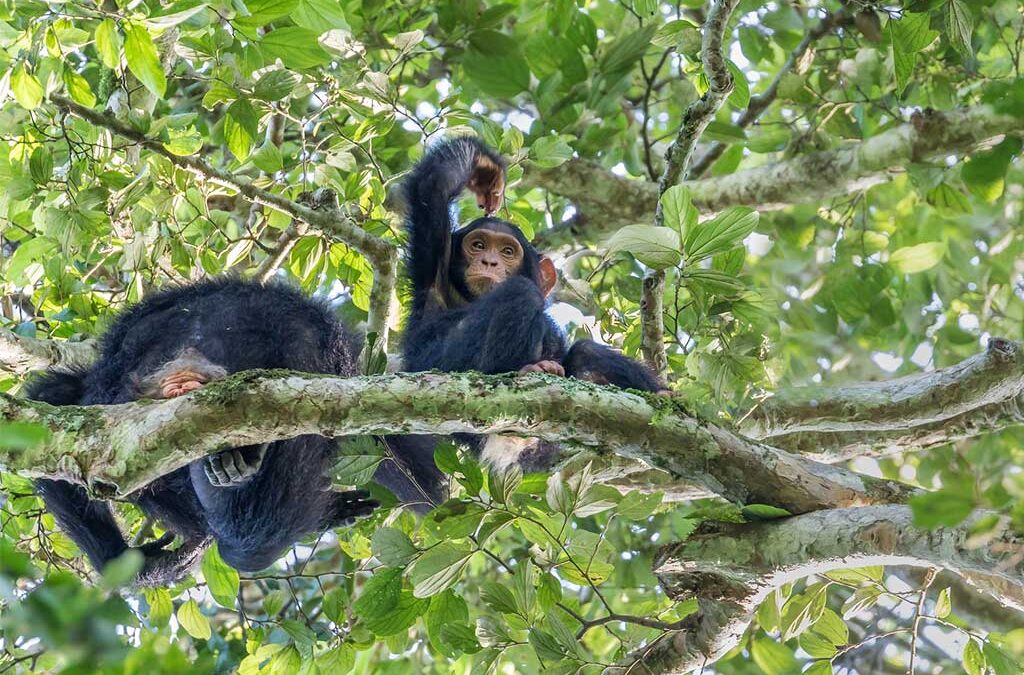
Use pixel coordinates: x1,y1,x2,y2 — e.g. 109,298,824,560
393,137,668,492
27,279,377,585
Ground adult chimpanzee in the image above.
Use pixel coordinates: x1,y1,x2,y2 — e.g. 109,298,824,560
27,279,377,585
394,137,667,490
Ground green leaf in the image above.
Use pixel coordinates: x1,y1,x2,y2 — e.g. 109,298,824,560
984,641,1020,675
177,599,211,640
29,146,53,185
652,19,699,50
926,182,972,215
294,0,349,33
11,64,44,110
124,23,166,98
823,566,883,585
889,242,946,274
487,463,522,505
750,636,800,675
201,543,240,608
726,60,750,108
146,4,210,30
812,608,849,646
63,69,96,107
464,31,530,98
254,70,299,102
617,490,662,519
961,138,1020,200
362,590,429,635
426,591,470,657
799,631,837,659
353,567,402,619
780,584,826,641
660,185,698,239
684,207,759,262
433,442,460,475
481,582,519,615
372,527,418,567
934,586,952,619
332,436,385,485
235,0,300,29
889,12,938,96
224,99,259,159
910,489,974,528
741,504,791,521
529,135,574,169
163,127,203,156
251,141,283,173
944,0,973,60
260,27,332,69
605,225,681,270
842,586,881,619
95,20,122,69
962,639,986,675
144,588,173,628
0,422,51,450
599,24,656,80
407,543,474,598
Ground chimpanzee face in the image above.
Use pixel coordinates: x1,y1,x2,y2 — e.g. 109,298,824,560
460,225,524,296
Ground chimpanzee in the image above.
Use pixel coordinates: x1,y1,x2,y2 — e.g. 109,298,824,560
393,136,668,493
27,279,377,585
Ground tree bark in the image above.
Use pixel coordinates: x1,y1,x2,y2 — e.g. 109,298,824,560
0,371,913,512
526,105,1023,247
610,505,1024,674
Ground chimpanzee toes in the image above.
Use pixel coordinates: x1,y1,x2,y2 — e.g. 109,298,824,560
203,446,266,487
519,360,565,376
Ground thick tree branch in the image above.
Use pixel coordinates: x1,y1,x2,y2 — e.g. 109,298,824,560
0,372,914,513
49,95,397,348
687,7,853,179
744,338,1024,458
611,505,1024,674
0,329,98,375
527,106,1023,247
642,0,740,376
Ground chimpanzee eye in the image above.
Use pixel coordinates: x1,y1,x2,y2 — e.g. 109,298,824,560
471,240,485,250
502,247,515,256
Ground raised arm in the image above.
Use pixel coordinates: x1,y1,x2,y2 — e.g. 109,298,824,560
404,137,506,315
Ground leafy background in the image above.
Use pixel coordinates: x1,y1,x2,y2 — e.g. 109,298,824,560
1,0,1023,673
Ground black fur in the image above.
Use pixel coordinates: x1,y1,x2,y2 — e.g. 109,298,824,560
393,137,666,500
27,278,376,581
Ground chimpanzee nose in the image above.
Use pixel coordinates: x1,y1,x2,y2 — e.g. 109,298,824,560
482,255,499,267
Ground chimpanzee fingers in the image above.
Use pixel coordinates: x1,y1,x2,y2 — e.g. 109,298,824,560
205,446,266,487
519,360,565,376
137,531,176,555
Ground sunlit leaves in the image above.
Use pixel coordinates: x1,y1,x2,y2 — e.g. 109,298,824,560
605,225,681,269
124,23,166,98
910,488,975,527
463,31,530,98
293,0,349,33
11,63,43,109
201,543,240,608
684,207,759,263
944,0,974,60
224,99,259,159
889,242,946,274
407,543,474,598
890,12,938,96
176,599,211,640
529,135,574,168
260,27,331,69
253,69,299,102
94,20,121,69
371,528,418,567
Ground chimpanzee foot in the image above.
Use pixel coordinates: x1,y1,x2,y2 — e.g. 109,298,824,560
204,444,269,487
519,360,565,376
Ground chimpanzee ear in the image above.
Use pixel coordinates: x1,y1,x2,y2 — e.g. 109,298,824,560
538,256,558,297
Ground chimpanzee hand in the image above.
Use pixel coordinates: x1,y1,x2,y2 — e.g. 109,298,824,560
328,489,379,527
204,444,269,487
467,154,505,215
519,360,565,376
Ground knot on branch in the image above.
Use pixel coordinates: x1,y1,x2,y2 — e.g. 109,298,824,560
297,188,339,211
986,336,1019,362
